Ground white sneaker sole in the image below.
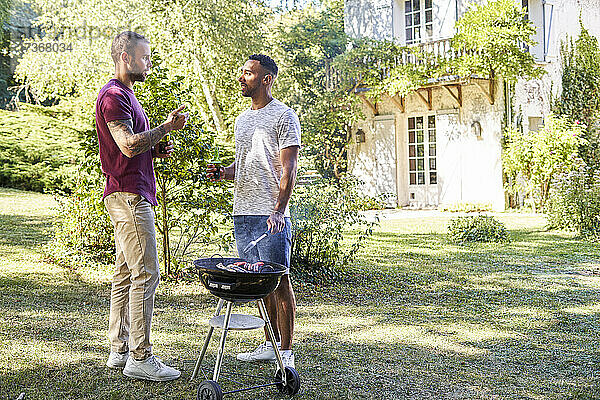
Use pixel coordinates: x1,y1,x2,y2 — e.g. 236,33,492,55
271,360,295,369
236,349,277,362
123,368,181,382
106,361,127,369
236,355,277,362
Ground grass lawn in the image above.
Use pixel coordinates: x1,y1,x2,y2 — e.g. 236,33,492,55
1,187,600,399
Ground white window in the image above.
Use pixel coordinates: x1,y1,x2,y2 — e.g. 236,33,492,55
528,116,543,133
408,115,437,186
404,0,433,45
521,0,548,61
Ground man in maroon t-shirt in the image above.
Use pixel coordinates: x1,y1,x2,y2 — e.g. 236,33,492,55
95,31,187,382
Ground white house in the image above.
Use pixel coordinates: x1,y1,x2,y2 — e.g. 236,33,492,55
343,0,600,210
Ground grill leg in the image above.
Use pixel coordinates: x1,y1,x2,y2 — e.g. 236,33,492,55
257,299,287,386
190,298,225,381
212,300,234,382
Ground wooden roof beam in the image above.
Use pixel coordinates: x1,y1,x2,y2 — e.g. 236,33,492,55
359,93,378,115
443,84,462,108
415,88,433,110
473,78,495,105
387,93,405,113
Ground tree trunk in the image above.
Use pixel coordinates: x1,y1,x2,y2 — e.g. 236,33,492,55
190,89,214,130
191,55,227,134
161,183,170,276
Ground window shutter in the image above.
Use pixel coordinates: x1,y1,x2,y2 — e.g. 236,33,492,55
543,1,555,61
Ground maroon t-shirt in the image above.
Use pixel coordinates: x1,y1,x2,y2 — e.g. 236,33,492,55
95,79,157,205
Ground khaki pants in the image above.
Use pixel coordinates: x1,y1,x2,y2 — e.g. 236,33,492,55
104,192,160,360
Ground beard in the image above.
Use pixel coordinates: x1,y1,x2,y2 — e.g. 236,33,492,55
129,71,147,83
128,59,148,83
241,84,256,97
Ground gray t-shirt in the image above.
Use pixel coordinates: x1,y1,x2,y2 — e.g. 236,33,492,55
233,99,301,217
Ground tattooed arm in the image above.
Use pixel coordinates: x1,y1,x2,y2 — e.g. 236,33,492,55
107,119,168,158
107,105,186,158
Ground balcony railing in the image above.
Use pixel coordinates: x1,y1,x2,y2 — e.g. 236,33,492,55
325,37,466,90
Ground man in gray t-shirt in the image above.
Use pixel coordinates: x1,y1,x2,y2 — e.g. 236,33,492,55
233,99,301,217
208,54,300,369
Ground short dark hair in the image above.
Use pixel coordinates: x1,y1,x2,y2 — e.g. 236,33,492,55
249,54,278,77
111,31,149,64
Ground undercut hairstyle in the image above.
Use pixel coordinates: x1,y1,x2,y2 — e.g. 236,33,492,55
249,54,278,78
111,31,149,64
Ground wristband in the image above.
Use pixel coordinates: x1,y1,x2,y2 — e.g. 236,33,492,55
273,210,284,216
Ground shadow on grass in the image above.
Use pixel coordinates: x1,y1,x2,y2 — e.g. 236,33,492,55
1,359,196,400
4,310,599,400
3,212,600,399
293,282,600,398
363,229,600,271
285,228,600,398
1,356,306,400
0,269,218,346
0,213,54,249
295,330,600,399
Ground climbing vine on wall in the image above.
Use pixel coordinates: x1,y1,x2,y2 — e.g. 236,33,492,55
450,0,542,84
554,21,600,170
555,23,600,123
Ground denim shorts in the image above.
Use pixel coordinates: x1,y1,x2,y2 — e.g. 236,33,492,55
233,215,292,273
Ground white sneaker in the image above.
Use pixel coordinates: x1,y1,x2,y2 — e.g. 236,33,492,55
275,350,295,370
106,351,129,369
122,355,181,382
237,342,279,362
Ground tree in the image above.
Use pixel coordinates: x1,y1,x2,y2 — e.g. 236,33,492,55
14,0,271,135
336,0,542,98
135,62,233,277
270,0,361,178
556,24,600,122
451,0,543,83
0,0,12,103
13,0,140,104
143,0,271,134
503,116,584,210
0,0,9,24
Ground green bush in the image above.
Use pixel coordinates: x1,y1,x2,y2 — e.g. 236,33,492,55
290,175,377,284
439,202,493,213
552,21,600,174
503,116,583,210
547,160,600,239
49,165,115,268
135,63,234,279
448,215,509,244
0,104,81,193
49,63,234,278
356,194,387,211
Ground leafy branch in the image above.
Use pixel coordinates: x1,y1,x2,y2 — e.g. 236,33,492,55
332,0,544,99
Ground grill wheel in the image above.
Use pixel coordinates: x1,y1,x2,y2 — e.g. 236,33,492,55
197,380,223,400
275,366,301,396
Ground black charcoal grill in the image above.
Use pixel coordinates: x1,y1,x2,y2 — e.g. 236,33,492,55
190,256,300,400
194,257,285,302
